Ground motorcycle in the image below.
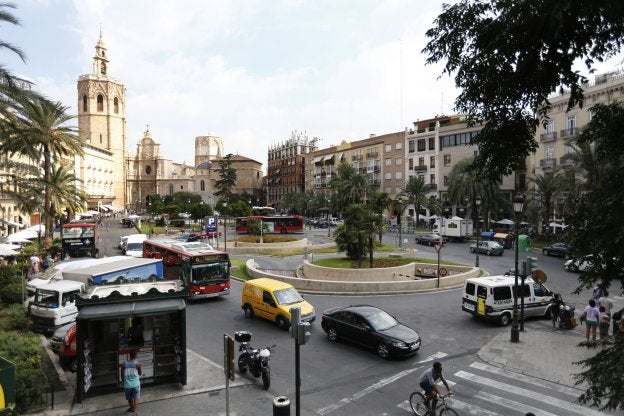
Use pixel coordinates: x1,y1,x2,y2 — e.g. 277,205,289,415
234,330,276,389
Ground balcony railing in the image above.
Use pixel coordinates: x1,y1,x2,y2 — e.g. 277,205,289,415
414,165,427,172
560,156,575,167
366,152,379,158
351,155,363,161
539,159,557,169
540,131,557,142
429,183,438,190
560,128,579,138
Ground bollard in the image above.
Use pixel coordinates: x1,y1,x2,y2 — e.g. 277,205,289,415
272,395,290,416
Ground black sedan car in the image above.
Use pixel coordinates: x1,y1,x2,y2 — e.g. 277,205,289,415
542,242,570,258
414,233,446,246
321,305,421,358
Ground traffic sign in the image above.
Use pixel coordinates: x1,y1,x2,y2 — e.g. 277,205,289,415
533,269,547,283
207,216,217,232
434,243,443,253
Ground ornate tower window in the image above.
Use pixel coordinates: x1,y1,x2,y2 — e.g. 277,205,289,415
83,95,87,112
97,95,104,112
145,165,152,175
200,180,205,191
114,97,119,113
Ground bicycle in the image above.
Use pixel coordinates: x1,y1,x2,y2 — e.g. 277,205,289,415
409,391,458,416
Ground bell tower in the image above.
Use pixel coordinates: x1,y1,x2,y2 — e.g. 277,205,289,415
77,32,127,209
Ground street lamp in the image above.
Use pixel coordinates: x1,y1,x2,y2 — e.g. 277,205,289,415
327,198,331,238
475,196,481,267
223,202,228,251
510,192,525,343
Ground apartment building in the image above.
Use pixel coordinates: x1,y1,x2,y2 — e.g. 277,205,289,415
304,132,404,198
530,70,624,178
266,131,318,207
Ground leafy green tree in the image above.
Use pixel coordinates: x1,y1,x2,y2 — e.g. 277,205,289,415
3,96,83,240
334,204,370,266
561,102,624,411
423,0,624,180
214,153,237,204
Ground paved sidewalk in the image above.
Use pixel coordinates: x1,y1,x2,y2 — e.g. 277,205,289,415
477,323,594,389
41,349,251,415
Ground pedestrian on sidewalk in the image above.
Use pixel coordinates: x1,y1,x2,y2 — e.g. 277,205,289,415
598,289,613,316
123,351,142,415
599,309,610,339
583,299,600,341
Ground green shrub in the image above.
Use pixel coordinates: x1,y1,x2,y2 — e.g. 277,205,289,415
0,264,22,286
0,332,47,411
4,304,29,330
170,219,185,228
0,282,25,305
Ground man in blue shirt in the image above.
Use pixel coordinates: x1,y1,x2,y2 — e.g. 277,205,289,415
419,361,452,411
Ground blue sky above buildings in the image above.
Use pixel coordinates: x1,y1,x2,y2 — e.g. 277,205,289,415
3,1,623,168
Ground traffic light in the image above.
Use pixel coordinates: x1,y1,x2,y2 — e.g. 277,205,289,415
526,256,538,276
290,307,301,338
296,322,311,345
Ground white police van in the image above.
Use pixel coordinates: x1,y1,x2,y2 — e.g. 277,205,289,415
461,275,554,326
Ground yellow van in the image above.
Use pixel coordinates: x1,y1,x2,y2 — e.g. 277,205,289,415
241,278,315,329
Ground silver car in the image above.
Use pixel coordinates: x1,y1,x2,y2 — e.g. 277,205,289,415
470,241,504,256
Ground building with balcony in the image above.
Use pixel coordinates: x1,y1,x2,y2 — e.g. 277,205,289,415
304,132,403,198
266,131,319,207
530,70,624,177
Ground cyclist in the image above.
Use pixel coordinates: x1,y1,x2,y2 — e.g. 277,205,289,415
419,361,452,411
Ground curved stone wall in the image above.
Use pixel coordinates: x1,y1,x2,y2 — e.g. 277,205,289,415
245,259,480,295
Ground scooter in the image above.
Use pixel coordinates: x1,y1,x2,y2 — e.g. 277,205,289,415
234,331,276,389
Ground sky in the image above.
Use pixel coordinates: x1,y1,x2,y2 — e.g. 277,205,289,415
3,1,624,170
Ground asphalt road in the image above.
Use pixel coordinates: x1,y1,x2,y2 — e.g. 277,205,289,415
91,219,598,415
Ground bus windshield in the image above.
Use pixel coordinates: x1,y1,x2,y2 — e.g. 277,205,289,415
34,289,59,308
190,262,229,285
62,225,95,238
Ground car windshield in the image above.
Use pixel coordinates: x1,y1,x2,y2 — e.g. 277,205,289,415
367,310,399,331
274,287,304,305
126,243,143,251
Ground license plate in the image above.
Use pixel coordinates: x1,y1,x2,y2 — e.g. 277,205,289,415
463,302,475,311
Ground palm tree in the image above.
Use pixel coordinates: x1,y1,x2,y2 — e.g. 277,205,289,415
447,157,503,229
330,162,374,211
398,176,434,228
47,165,89,223
527,170,566,227
9,96,83,240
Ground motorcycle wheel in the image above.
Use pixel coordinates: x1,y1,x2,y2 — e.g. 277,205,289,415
262,367,270,390
238,354,249,374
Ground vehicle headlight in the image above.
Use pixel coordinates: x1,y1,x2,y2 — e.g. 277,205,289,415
391,340,407,347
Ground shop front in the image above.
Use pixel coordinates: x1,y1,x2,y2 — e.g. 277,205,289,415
75,294,187,403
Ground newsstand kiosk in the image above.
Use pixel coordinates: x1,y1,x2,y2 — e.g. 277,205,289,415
75,289,188,403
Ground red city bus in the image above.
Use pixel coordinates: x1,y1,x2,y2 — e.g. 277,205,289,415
235,215,305,234
142,239,230,300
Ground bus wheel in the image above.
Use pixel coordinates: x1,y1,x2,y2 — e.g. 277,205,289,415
244,305,254,318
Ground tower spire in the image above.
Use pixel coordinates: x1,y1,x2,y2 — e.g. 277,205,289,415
93,32,109,76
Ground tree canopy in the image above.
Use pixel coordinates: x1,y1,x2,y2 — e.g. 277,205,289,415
423,0,624,179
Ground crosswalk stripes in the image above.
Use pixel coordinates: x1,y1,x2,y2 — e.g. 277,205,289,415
397,361,606,416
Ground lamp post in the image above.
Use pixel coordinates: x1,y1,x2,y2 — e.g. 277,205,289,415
327,198,331,238
475,196,481,267
223,202,228,251
510,192,525,343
